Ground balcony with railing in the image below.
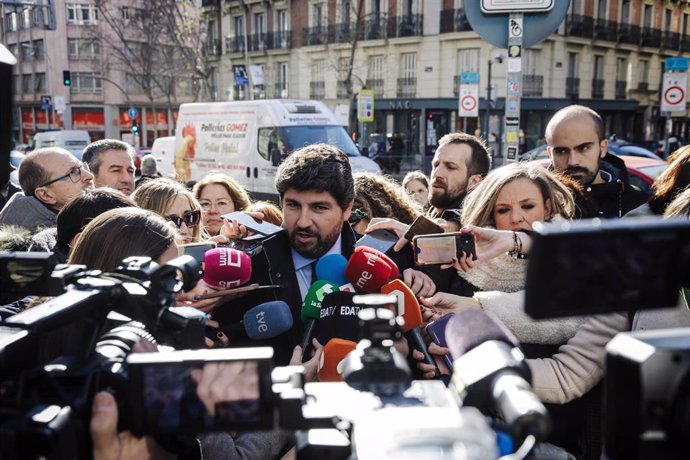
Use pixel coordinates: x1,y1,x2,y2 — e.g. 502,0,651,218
522,75,543,97
364,14,387,40
270,31,291,49
681,35,690,52
248,33,267,52
615,80,627,99
592,79,605,99
565,14,594,38
390,14,423,38
310,81,325,99
566,77,580,99
594,18,618,41
637,81,649,92
366,78,384,97
396,77,416,97
205,38,221,57
617,23,641,45
303,26,328,46
662,31,681,51
640,27,662,47
440,8,472,33
226,35,245,54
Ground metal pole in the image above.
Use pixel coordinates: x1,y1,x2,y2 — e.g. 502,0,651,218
664,114,672,159
485,59,492,140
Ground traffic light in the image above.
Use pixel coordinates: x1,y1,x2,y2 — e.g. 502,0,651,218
132,121,140,136
62,70,71,86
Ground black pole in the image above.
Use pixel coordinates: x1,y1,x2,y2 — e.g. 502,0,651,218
484,59,492,141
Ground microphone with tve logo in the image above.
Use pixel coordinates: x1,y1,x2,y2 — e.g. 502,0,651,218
242,300,293,340
203,247,252,289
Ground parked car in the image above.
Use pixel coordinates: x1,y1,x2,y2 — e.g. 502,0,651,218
520,141,660,162
532,155,667,196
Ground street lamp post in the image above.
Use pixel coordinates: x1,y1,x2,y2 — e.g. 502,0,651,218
484,54,504,143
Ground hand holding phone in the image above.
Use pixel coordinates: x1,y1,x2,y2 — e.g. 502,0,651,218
404,215,445,241
412,232,476,266
222,211,283,237
355,229,399,254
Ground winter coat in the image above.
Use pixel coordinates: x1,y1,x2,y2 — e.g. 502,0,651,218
581,153,648,218
0,192,57,232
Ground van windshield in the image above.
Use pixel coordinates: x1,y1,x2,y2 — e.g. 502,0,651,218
277,126,361,157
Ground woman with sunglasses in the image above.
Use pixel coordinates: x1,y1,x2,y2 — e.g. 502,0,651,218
132,178,204,244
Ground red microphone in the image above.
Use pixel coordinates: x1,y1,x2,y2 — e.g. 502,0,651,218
354,246,400,279
203,247,252,289
318,338,357,382
344,249,397,293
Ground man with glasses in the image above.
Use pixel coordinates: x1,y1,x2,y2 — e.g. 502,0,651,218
82,139,136,196
0,147,94,232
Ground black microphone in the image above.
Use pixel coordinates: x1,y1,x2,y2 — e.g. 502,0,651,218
446,309,551,442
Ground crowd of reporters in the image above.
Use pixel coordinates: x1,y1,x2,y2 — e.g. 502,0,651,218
2,104,690,459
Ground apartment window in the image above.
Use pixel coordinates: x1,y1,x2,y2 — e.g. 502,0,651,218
341,1,351,23
22,74,33,93
35,73,46,92
568,53,578,78
402,0,416,17
594,55,604,79
642,4,652,28
638,59,648,84
313,3,324,28
523,49,539,75
570,0,582,15
33,39,44,60
616,58,628,80
620,0,630,24
68,38,100,59
254,13,265,35
368,55,384,80
73,72,102,93
277,10,288,32
67,4,98,25
370,0,383,16
665,9,672,32
20,8,31,29
278,62,289,97
401,53,416,80
684,13,690,36
5,12,18,31
596,0,607,20
457,48,479,74
20,42,33,61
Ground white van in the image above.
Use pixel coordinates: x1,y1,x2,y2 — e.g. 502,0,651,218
173,100,380,199
150,136,176,178
33,130,91,159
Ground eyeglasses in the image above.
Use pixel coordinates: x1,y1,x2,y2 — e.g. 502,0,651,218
165,209,201,228
37,162,90,188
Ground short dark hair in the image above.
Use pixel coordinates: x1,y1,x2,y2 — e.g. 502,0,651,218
437,132,492,177
275,143,354,209
545,105,604,143
18,148,63,196
82,139,134,175
56,188,138,256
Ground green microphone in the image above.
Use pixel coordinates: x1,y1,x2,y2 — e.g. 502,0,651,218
300,280,339,360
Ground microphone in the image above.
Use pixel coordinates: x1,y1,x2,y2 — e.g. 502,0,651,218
203,247,252,289
300,281,339,361
425,313,455,371
344,247,399,293
315,254,348,286
318,338,357,382
380,279,439,378
242,300,293,340
446,309,551,442
314,291,362,344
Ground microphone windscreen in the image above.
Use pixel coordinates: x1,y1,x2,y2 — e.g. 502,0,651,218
354,246,400,279
318,338,357,382
380,279,422,332
203,247,252,289
314,291,361,344
344,250,392,293
301,280,339,322
315,254,348,286
243,300,293,340
446,309,519,359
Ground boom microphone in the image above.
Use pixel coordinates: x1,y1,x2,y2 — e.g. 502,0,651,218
203,247,252,289
446,309,551,442
242,301,293,340
315,254,348,286
318,338,357,382
381,279,439,378
344,247,399,293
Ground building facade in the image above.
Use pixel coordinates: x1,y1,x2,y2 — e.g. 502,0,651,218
2,1,199,147
203,0,690,163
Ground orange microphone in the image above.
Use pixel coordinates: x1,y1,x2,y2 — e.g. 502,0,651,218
318,338,357,382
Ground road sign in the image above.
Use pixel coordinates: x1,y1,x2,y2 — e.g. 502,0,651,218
481,0,554,14
40,95,52,111
54,96,66,112
461,71,480,84
665,57,690,72
357,90,374,122
128,107,138,119
459,84,479,117
661,72,688,112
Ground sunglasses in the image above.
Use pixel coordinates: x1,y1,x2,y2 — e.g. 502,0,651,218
165,209,201,228
37,162,90,188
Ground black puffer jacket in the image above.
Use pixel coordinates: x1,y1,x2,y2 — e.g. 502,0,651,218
582,153,648,218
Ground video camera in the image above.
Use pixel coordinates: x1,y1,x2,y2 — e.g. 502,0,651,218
0,252,207,459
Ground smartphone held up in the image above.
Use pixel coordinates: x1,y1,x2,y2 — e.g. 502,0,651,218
412,232,476,266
